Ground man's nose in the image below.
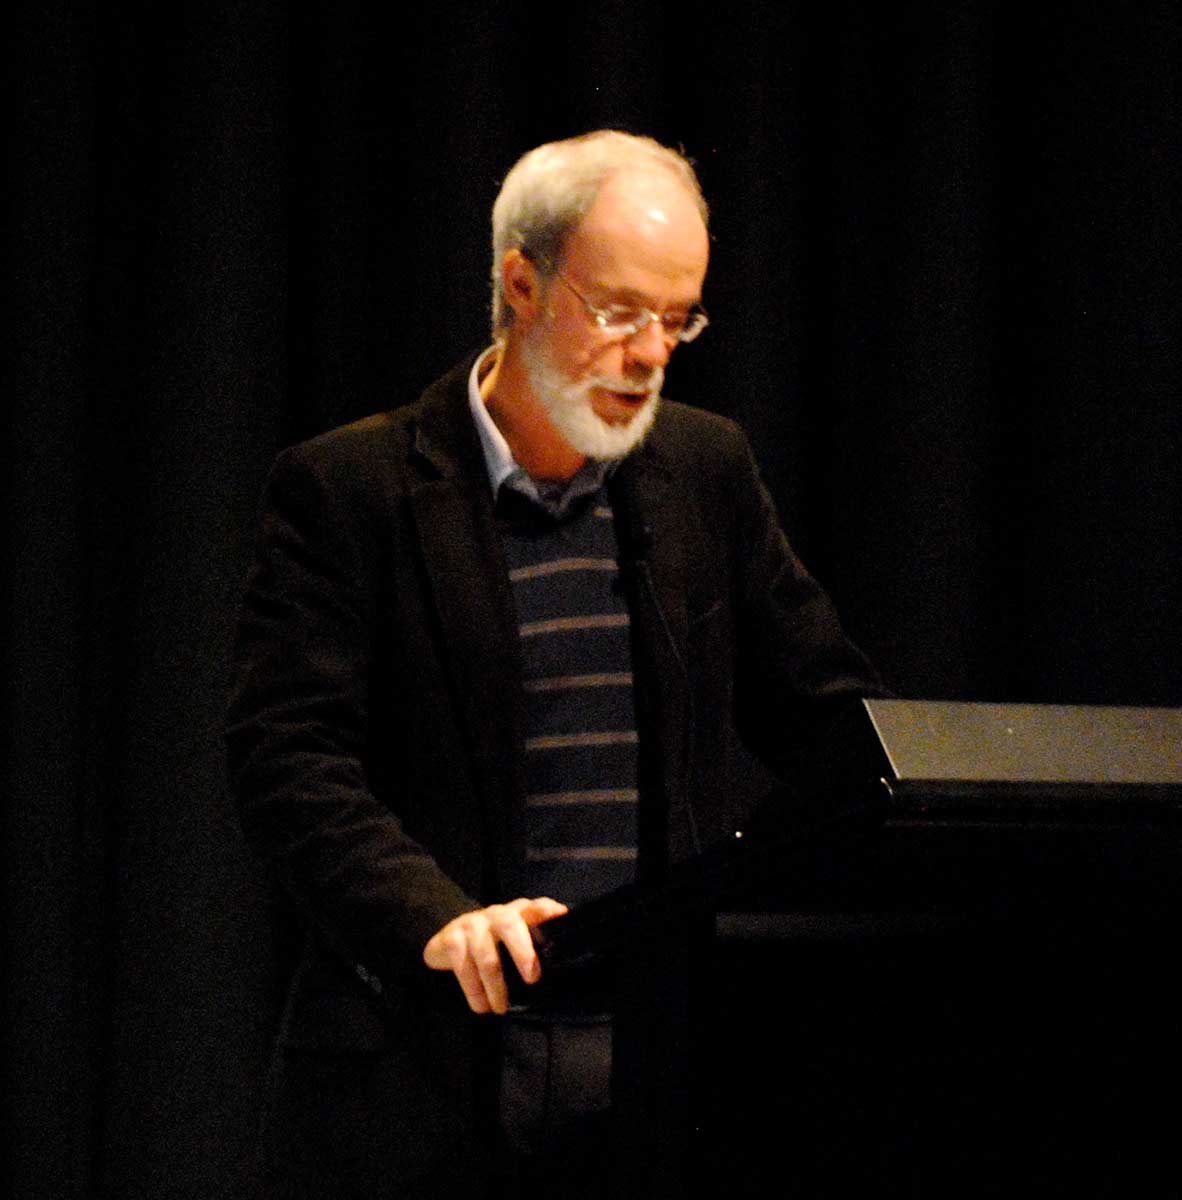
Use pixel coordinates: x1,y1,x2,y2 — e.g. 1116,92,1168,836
624,315,674,371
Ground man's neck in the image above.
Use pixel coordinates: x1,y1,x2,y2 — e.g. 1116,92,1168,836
481,339,587,483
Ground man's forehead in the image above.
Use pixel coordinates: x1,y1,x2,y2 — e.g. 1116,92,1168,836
584,168,703,229
562,169,710,292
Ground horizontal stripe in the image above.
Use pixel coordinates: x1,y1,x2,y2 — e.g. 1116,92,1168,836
524,730,639,751
526,788,638,807
518,639,632,680
593,506,613,519
509,557,617,582
524,671,632,693
519,613,629,638
526,847,639,862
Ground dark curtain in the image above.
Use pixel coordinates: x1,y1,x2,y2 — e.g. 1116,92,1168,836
4,3,1178,1197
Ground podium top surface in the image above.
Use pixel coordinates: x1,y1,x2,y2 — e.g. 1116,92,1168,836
864,699,1182,787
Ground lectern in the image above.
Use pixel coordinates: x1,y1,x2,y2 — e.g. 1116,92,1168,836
864,697,1182,813
704,700,1182,1199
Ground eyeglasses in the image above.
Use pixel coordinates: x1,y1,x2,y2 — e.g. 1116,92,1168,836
555,272,709,344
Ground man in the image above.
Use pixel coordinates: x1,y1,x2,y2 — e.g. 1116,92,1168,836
227,130,883,1198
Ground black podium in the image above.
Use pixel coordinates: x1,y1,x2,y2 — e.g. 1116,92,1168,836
699,700,1182,1199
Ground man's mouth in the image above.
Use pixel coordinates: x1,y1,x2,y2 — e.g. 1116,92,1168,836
595,379,655,402
594,386,652,423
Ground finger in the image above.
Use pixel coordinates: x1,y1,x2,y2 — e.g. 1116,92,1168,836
490,906,542,986
469,918,510,1013
452,955,492,1014
518,896,569,926
440,925,492,1014
496,897,569,984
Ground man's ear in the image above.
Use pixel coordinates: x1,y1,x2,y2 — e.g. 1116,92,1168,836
502,250,545,324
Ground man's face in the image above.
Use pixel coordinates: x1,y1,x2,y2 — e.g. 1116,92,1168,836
524,170,710,459
521,320,664,460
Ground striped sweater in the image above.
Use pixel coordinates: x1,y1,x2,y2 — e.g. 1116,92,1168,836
496,482,638,907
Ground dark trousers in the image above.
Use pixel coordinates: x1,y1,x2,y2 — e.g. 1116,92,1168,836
494,1013,616,1197
259,939,696,1198
493,1011,691,1198
493,935,697,1198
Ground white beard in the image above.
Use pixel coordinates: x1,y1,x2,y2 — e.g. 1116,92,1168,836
523,328,662,461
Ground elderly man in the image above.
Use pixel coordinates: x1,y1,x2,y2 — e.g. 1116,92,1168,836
228,130,882,1199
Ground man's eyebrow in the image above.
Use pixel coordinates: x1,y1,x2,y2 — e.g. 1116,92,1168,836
593,285,699,310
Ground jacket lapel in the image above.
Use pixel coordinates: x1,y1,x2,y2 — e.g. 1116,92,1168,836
610,443,695,876
405,366,525,896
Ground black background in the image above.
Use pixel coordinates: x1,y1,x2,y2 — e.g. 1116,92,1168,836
4,3,1179,1197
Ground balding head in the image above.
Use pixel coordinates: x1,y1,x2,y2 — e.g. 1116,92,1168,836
489,130,708,337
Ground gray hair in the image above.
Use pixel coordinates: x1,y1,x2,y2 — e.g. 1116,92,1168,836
489,130,708,336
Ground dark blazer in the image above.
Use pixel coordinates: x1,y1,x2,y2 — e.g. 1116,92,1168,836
226,355,882,1191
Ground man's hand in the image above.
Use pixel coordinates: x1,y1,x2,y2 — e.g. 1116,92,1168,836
422,897,568,1015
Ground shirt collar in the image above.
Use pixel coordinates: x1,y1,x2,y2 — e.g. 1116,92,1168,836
466,345,614,518
467,345,518,497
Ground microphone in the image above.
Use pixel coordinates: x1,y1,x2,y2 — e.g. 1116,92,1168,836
616,507,652,564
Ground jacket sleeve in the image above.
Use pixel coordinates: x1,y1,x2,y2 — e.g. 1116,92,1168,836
225,444,477,983
724,427,890,783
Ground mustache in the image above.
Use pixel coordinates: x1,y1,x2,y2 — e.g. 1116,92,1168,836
585,367,664,396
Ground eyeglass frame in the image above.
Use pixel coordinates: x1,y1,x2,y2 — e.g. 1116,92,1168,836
552,270,710,345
